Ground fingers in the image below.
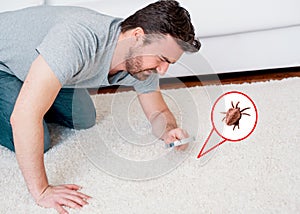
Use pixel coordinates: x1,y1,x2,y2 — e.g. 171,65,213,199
58,185,92,201
165,128,190,151
56,186,91,207
62,192,89,207
68,189,91,200
175,143,189,151
53,184,92,200
179,129,189,138
63,184,81,191
37,184,92,213
168,128,189,139
54,204,68,214
59,196,84,209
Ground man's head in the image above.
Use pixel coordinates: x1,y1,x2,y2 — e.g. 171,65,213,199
114,0,200,81
121,0,200,53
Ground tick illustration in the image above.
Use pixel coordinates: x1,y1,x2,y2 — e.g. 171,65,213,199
221,101,251,130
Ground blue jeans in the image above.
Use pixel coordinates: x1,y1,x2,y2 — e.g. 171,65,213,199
0,70,96,153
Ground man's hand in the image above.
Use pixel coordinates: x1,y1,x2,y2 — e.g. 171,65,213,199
36,184,91,214
164,128,189,151
138,90,191,151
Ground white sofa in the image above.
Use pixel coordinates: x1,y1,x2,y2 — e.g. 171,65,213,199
0,0,44,13
2,0,300,77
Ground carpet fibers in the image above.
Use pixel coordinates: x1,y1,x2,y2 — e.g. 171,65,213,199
0,77,299,214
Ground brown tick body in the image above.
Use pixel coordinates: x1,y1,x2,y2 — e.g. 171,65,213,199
221,101,251,130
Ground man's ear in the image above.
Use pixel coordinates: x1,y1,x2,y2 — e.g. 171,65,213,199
131,27,145,42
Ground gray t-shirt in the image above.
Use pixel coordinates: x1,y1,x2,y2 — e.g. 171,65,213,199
0,6,159,93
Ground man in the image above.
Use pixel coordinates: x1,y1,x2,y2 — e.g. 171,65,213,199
0,0,200,213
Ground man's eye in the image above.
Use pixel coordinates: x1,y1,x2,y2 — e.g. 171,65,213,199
158,55,173,64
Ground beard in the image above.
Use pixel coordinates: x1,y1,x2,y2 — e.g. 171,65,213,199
125,48,155,81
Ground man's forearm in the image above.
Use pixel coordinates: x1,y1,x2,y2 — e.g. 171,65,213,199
149,108,178,140
11,114,49,200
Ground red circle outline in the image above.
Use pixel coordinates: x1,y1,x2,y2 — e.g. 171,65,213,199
211,91,258,142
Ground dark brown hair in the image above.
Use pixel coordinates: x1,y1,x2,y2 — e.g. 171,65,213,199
121,0,201,52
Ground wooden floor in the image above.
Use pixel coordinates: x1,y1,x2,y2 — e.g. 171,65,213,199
93,67,300,94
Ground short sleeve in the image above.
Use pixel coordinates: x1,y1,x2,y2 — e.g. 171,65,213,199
36,22,94,85
133,73,160,94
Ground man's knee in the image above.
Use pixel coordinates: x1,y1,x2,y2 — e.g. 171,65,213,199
73,108,96,130
48,88,96,130
71,89,96,130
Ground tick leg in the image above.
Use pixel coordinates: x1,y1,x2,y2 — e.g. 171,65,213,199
242,113,251,116
233,122,240,131
222,117,225,121
241,107,250,113
235,101,240,108
231,101,234,108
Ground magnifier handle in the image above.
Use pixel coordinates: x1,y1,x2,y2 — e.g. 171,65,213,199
165,136,195,148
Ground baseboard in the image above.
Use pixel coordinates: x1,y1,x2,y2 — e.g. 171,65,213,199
90,67,300,94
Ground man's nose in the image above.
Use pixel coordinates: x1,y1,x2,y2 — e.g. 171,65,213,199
156,62,169,75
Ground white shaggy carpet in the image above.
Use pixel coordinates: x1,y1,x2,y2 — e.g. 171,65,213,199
0,77,299,213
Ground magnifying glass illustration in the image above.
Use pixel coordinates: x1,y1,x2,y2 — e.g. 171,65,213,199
197,91,258,159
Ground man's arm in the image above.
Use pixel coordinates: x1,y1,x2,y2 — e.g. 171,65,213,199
138,90,189,150
10,55,90,214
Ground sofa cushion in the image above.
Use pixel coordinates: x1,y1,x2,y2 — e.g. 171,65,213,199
45,0,154,18
46,0,300,37
182,0,300,37
0,0,44,12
